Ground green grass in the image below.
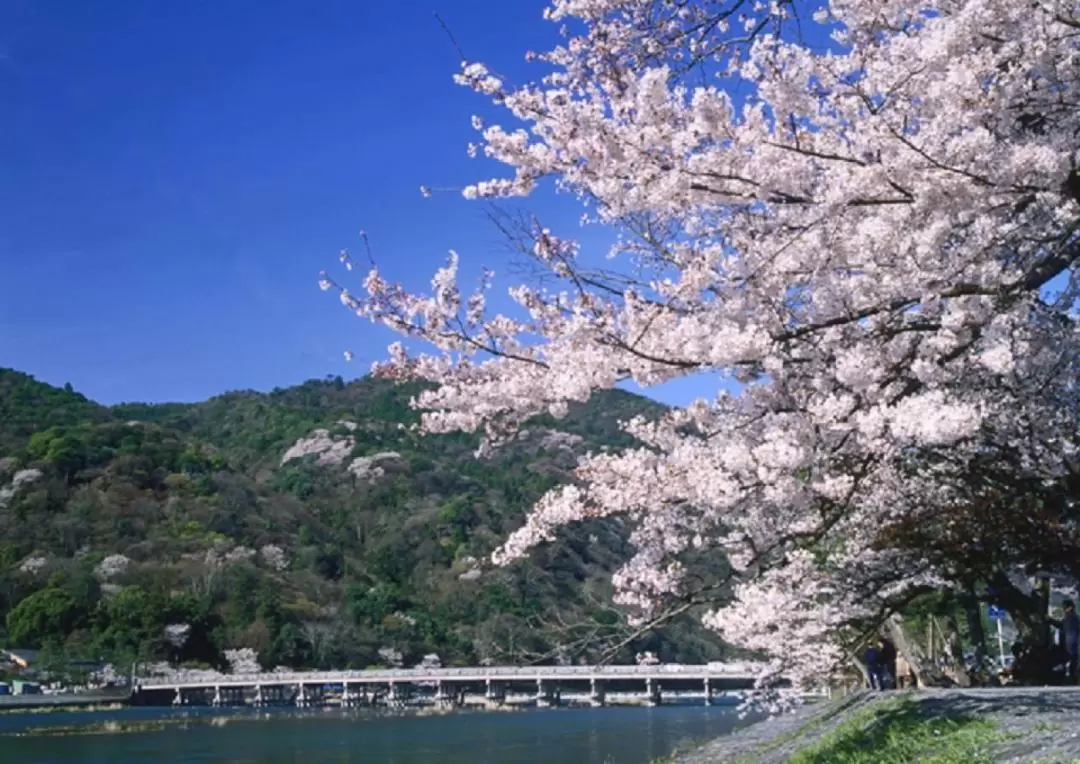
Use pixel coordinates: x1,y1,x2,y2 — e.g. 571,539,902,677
789,697,1004,764
725,692,872,764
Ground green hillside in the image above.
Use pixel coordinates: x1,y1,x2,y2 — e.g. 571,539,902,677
0,369,732,673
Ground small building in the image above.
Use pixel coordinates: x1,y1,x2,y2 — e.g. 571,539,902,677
12,680,41,695
2,649,38,670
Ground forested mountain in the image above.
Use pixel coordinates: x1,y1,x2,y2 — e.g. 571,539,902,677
0,368,733,673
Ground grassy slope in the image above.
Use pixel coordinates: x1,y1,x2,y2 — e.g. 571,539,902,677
789,697,1002,764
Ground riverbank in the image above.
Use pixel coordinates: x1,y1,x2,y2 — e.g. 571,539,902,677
0,689,131,713
1,702,492,737
671,687,1080,763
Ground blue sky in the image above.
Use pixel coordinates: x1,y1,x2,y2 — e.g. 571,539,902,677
0,0,742,408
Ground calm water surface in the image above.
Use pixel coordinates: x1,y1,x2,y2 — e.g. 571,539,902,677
1,704,758,763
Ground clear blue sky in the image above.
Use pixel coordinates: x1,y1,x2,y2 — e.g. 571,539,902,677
0,0,724,407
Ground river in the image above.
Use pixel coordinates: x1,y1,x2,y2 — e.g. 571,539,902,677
1,703,759,763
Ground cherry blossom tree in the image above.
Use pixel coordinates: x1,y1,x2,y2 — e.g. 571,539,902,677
94,554,130,581
378,646,405,668
164,623,191,650
324,0,1080,691
224,647,261,675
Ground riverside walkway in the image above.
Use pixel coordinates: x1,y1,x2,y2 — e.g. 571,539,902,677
133,663,770,708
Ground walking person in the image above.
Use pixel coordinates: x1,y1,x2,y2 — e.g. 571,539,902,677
894,650,914,689
864,642,883,690
877,637,897,690
1056,599,1080,684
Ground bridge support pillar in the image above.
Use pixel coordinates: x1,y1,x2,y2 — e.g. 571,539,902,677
388,682,409,708
485,679,505,705
434,681,457,709
212,685,223,707
646,678,661,706
589,678,606,707
172,687,185,706
536,679,559,708
296,683,318,708
342,683,367,708
704,678,712,706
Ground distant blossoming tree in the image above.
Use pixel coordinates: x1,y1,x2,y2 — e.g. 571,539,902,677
225,546,256,565
378,646,405,668
90,664,123,687
416,653,442,670
259,544,290,572
94,554,130,581
164,623,191,650
17,555,48,577
224,647,261,675
0,469,43,509
324,0,1080,691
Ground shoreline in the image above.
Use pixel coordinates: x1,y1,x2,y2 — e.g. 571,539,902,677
670,687,1080,763
0,691,132,714
2,702,507,738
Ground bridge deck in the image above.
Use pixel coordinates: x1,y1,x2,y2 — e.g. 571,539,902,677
136,664,763,690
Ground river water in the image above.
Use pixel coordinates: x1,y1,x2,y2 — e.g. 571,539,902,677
1,704,759,763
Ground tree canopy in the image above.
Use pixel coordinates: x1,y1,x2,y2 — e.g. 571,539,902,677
324,0,1080,690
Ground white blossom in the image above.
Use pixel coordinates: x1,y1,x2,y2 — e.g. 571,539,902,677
225,546,256,565
223,647,261,675
18,556,48,576
94,554,130,581
164,623,191,649
347,451,403,480
280,429,355,466
10,468,43,489
0,468,43,509
205,544,255,570
415,653,442,670
259,544,289,572
89,664,123,687
377,646,404,668
324,0,1080,695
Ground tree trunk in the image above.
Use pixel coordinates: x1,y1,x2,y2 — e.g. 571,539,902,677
940,613,972,687
962,591,988,662
987,571,1062,684
885,613,953,687
847,650,871,688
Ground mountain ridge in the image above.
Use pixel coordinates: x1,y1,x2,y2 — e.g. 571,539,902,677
0,367,732,675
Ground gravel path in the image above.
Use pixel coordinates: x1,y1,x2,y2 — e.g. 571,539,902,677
673,687,1080,763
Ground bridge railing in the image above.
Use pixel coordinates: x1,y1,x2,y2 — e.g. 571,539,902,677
134,663,765,688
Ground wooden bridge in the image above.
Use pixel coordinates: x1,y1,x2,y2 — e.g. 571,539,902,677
133,663,772,708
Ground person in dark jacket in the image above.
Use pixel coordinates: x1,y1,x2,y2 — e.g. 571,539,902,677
877,637,897,690
1058,600,1080,683
864,643,882,689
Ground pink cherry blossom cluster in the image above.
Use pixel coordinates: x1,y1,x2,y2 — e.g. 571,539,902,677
325,0,1080,692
